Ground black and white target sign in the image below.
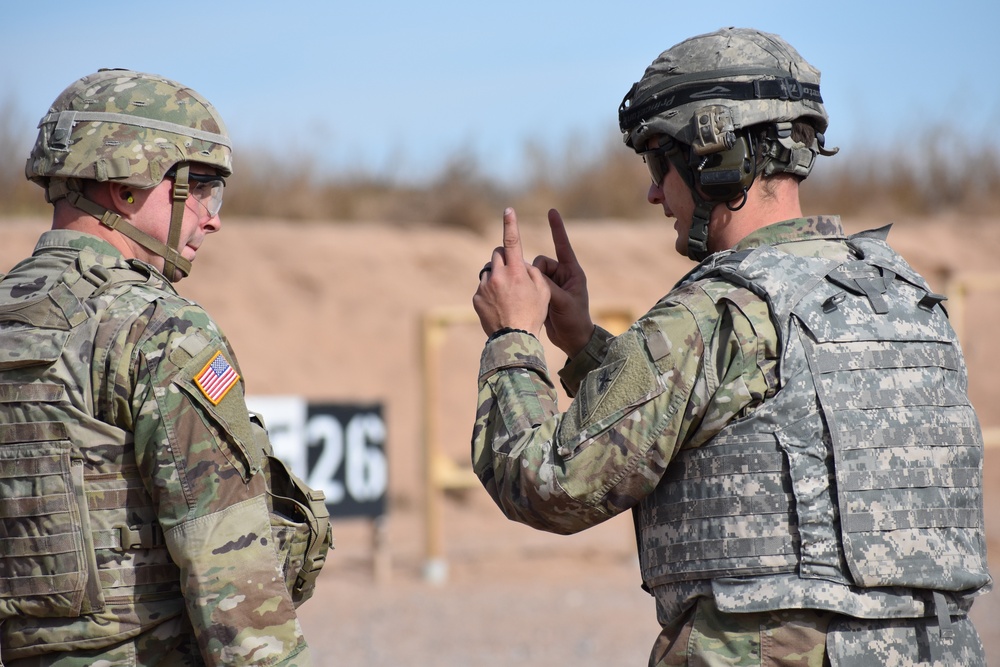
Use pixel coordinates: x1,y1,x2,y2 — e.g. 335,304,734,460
246,397,387,518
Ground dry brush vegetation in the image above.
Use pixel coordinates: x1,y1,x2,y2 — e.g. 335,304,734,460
3,93,998,228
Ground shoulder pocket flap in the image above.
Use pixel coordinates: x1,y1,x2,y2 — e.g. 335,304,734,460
175,346,260,476
576,329,664,431
0,329,68,370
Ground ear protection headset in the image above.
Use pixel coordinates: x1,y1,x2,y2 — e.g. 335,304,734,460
687,105,757,206
642,129,756,205
617,28,835,261
691,133,756,203
640,119,758,261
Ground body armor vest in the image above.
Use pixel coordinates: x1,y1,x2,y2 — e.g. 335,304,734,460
637,230,990,616
0,246,330,631
0,250,179,619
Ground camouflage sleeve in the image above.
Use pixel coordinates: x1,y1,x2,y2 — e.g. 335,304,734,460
556,325,614,397
124,300,309,666
471,281,777,535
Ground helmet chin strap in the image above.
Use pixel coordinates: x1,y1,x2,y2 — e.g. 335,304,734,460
47,172,193,281
686,202,714,262
162,163,190,281
663,149,715,262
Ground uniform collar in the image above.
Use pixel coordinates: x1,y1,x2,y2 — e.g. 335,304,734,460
34,229,127,260
733,216,847,252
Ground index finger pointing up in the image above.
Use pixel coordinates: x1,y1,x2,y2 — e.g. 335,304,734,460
547,208,578,265
502,207,525,265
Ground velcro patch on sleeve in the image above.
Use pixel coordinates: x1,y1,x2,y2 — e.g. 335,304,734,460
579,357,627,425
193,350,240,405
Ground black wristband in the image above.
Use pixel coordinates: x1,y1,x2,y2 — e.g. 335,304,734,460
487,327,535,343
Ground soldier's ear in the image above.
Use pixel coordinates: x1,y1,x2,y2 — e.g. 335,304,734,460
107,182,140,214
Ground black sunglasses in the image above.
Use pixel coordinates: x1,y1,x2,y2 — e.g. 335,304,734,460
639,138,680,188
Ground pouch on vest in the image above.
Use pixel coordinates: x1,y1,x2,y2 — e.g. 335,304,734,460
250,415,333,607
0,432,104,619
0,322,106,619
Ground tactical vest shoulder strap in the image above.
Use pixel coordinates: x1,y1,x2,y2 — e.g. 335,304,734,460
57,250,167,424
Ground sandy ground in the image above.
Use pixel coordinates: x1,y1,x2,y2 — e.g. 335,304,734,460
2,214,998,665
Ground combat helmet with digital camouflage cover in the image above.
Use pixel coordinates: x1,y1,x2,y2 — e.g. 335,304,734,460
618,27,837,260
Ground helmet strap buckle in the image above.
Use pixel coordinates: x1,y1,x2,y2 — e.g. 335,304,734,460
49,111,77,152
686,204,713,262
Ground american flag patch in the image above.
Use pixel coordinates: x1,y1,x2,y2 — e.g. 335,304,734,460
194,351,240,405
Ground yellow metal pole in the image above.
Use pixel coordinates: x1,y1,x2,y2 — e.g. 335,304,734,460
421,312,448,583
945,269,967,345
946,272,1000,448
419,304,639,582
983,428,1000,449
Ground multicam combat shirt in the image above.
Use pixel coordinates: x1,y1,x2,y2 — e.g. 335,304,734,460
471,215,991,664
472,216,851,534
0,230,310,666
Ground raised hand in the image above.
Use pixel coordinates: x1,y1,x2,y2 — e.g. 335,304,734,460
472,207,551,337
532,209,594,357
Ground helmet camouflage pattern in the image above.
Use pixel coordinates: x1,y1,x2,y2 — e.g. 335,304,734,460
25,69,233,281
619,27,829,152
618,28,834,262
26,68,232,192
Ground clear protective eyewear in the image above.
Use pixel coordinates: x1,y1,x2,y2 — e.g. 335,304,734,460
165,166,226,218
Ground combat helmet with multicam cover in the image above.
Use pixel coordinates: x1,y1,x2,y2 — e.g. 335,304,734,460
25,68,233,280
618,27,836,260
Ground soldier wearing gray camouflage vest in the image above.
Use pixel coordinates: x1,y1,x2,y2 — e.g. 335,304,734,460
471,27,990,666
0,69,331,666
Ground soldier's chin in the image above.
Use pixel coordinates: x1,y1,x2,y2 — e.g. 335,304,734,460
171,252,196,282
168,264,191,283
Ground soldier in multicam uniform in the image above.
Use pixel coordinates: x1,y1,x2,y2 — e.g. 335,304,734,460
472,27,990,666
0,69,331,666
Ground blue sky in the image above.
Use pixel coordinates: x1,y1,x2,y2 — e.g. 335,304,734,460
3,2,998,185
